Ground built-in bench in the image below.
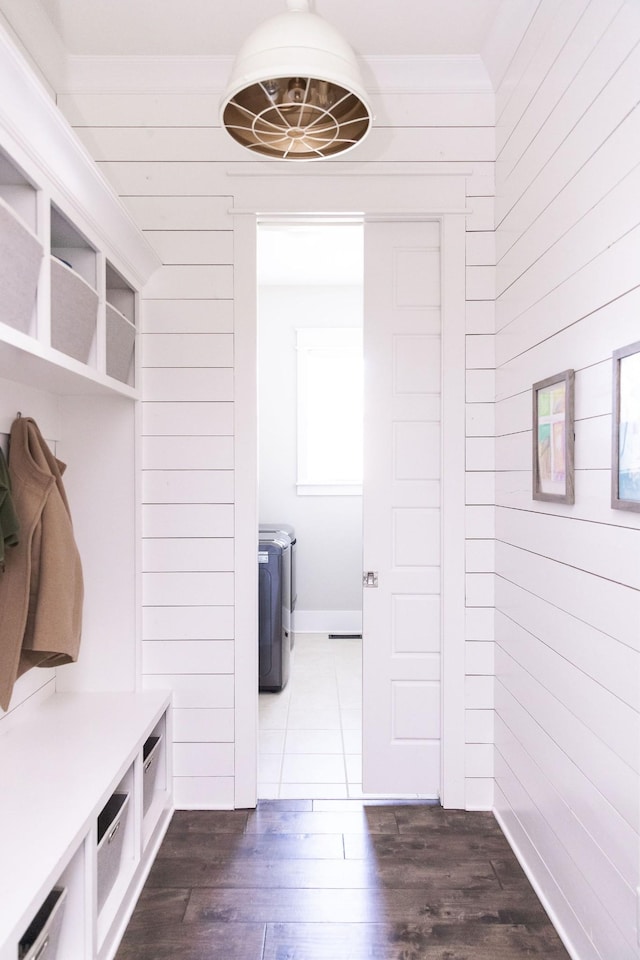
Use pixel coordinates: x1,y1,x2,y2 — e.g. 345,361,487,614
0,691,172,960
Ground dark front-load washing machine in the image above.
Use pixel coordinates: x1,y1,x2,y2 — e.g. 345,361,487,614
258,533,291,692
259,523,297,612
259,523,297,649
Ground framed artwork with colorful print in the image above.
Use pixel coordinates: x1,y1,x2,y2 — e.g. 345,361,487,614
532,369,575,504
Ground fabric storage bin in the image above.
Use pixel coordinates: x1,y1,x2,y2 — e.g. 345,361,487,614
50,257,98,363
105,303,135,384
142,734,163,817
18,887,67,960
96,793,129,914
0,197,42,334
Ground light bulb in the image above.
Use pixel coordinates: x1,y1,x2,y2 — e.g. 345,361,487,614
285,78,306,104
263,79,280,100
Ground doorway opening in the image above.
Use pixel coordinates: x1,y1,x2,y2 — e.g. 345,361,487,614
256,219,364,799
232,177,467,810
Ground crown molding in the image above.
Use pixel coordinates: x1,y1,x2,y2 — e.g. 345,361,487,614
0,22,160,286
0,0,66,97
59,52,492,95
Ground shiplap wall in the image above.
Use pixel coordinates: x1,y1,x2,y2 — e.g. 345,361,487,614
486,0,640,957
58,73,496,809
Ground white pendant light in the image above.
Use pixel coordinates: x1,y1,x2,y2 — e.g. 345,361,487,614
220,0,372,160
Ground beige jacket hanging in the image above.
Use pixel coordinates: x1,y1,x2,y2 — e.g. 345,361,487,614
0,417,83,711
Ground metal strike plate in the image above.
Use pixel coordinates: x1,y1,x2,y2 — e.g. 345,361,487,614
362,571,378,588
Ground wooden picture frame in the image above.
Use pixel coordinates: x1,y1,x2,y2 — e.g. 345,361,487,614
532,369,575,504
611,340,640,512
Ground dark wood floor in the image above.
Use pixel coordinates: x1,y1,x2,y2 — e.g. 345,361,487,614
117,799,572,960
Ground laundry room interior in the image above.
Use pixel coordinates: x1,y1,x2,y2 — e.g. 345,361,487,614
256,220,366,798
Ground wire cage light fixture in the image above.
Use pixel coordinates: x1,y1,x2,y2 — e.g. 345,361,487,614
220,0,373,160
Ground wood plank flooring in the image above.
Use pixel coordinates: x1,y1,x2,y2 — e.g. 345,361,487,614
116,799,572,960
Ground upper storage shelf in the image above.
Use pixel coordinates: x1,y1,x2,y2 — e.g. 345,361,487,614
0,149,41,340
0,147,37,231
106,262,137,386
0,23,159,397
50,206,99,366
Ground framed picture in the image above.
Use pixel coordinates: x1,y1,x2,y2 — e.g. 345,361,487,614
611,341,640,512
532,369,575,504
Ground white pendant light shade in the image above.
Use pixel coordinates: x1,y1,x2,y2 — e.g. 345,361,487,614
220,0,372,160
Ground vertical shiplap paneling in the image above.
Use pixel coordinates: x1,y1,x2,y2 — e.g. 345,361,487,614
464,201,496,808
490,0,640,956
61,84,496,810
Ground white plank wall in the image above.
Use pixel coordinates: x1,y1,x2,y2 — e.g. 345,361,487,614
486,1,640,957
141,202,236,808
59,78,496,809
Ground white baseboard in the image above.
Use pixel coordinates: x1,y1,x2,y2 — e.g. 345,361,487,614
293,609,362,635
493,800,587,960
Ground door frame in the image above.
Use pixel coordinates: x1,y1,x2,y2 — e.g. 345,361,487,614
231,167,468,809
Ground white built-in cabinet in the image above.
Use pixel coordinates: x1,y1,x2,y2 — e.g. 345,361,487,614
0,695,171,960
0,22,170,960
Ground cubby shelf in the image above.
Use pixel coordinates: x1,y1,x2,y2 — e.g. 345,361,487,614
0,195,42,337
0,319,138,398
0,151,144,393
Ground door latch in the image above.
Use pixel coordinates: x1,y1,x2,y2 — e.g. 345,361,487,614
362,571,378,588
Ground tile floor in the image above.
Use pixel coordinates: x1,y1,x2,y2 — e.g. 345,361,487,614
258,633,364,799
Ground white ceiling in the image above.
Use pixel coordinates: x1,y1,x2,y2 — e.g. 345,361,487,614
4,0,504,58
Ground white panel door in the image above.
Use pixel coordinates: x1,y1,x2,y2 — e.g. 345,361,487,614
362,220,441,797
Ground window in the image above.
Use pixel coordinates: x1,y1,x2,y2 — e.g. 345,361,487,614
296,327,363,495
